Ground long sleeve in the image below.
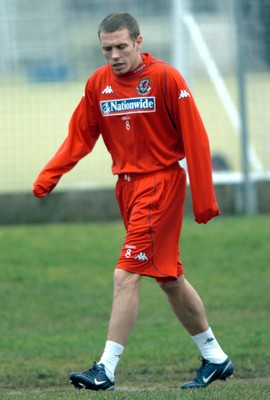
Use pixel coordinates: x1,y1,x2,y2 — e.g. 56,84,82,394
33,89,100,198
179,94,220,223
164,66,220,223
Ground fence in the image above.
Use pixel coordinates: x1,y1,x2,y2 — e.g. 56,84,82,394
0,0,269,203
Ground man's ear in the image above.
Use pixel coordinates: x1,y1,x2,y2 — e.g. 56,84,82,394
135,35,143,51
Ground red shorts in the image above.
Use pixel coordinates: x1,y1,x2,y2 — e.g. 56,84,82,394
115,163,186,282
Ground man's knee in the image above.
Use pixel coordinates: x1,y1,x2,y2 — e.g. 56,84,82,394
114,268,141,291
158,275,185,293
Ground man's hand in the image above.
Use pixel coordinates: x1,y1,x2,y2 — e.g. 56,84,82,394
195,208,220,224
33,183,54,198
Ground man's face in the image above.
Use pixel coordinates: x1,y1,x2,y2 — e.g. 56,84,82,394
100,28,143,75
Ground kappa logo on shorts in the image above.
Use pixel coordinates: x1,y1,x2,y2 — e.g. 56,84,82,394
134,252,149,262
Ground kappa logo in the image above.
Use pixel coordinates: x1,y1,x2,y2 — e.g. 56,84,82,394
134,252,148,262
204,337,215,345
100,97,156,116
179,89,190,99
102,85,114,94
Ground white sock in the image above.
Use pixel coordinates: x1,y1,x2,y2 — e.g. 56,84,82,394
98,340,124,381
192,327,227,364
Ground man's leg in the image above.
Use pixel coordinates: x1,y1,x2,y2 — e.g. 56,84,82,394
97,269,141,378
158,275,208,335
70,269,141,390
107,268,141,345
159,275,233,388
158,275,226,357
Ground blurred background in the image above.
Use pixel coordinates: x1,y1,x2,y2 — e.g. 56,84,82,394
0,0,269,213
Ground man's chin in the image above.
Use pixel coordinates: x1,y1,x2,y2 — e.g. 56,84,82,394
112,65,128,74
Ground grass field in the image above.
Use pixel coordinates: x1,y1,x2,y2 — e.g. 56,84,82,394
1,215,270,399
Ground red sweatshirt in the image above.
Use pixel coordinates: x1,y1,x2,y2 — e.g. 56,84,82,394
33,52,220,223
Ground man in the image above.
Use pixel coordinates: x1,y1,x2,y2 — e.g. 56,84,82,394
33,12,234,390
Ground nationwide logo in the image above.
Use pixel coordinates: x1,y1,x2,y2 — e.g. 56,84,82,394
100,97,156,116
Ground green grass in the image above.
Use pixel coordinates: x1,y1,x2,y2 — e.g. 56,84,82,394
0,215,270,399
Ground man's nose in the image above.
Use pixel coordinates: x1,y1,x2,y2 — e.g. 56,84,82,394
111,47,120,59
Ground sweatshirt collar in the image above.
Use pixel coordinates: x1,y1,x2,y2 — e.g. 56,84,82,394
111,53,153,80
